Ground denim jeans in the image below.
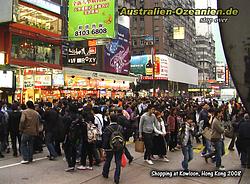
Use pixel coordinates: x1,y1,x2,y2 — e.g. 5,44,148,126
45,132,57,157
214,139,223,168
21,134,34,161
181,144,193,171
202,136,212,155
102,151,122,183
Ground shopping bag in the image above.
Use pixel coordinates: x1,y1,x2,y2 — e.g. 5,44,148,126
202,127,212,141
135,140,144,153
121,153,127,168
225,126,234,138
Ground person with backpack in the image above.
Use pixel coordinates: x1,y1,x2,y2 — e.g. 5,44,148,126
63,103,84,172
179,114,195,172
102,114,125,184
77,113,97,170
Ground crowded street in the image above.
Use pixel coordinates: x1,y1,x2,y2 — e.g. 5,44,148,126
0,139,248,184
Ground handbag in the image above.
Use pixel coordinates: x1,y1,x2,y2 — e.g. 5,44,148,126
202,127,212,141
121,153,127,168
224,126,234,138
135,139,144,153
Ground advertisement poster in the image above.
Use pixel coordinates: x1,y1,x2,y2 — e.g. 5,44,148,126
104,24,130,75
34,75,52,87
68,0,116,40
130,55,168,80
67,46,97,65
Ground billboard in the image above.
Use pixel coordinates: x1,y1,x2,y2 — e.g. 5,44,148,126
67,46,97,65
216,65,225,82
104,24,130,75
68,0,116,41
130,55,168,80
0,0,13,23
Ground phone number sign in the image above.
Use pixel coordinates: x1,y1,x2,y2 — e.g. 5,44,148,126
68,0,116,41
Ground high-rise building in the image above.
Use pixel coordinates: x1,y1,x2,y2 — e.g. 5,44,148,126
195,34,216,88
130,0,196,67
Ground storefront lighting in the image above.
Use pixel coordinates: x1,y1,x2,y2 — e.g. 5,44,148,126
0,52,5,65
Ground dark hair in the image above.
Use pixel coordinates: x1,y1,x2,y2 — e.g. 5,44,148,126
110,114,118,122
11,103,18,110
214,107,223,117
147,104,153,111
26,101,35,109
46,102,52,108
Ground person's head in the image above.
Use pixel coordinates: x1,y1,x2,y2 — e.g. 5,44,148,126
203,104,210,111
147,104,155,115
155,111,162,120
46,102,52,108
185,113,193,125
110,114,118,123
26,101,35,109
170,107,177,116
214,107,224,119
11,103,18,111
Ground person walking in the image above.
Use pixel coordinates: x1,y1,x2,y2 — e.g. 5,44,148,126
211,107,225,171
237,113,250,169
139,104,157,165
8,103,22,157
19,101,39,164
102,114,124,184
179,114,195,171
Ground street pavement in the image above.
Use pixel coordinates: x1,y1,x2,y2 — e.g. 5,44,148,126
0,138,248,184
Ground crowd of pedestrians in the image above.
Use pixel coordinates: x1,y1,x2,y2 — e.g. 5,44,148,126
0,96,249,183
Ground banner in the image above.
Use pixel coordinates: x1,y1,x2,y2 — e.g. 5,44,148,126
104,24,130,75
130,55,168,80
68,0,116,40
67,46,97,65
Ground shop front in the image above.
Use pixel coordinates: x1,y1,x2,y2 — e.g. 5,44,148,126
63,67,136,98
0,0,63,102
15,67,64,103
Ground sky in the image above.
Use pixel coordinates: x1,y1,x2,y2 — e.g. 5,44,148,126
195,0,227,64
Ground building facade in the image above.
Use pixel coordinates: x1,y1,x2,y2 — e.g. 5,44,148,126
130,0,196,67
195,34,216,89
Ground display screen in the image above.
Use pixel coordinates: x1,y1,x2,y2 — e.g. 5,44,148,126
0,70,13,88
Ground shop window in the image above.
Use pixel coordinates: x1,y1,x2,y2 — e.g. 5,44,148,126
11,35,60,65
14,4,62,34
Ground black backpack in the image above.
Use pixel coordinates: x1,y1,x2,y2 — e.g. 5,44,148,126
107,125,125,152
68,119,82,143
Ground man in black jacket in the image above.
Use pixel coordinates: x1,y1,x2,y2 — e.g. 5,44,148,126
8,103,22,157
117,108,134,164
238,113,250,169
102,114,124,184
44,102,58,160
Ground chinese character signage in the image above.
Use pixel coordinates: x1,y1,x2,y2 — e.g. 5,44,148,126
67,46,97,65
104,24,130,75
68,0,116,41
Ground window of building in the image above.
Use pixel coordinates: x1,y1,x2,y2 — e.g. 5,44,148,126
154,26,160,32
140,39,144,46
140,17,144,21
154,16,159,20
14,4,62,34
133,39,137,46
155,37,160,44
11,35,60,65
